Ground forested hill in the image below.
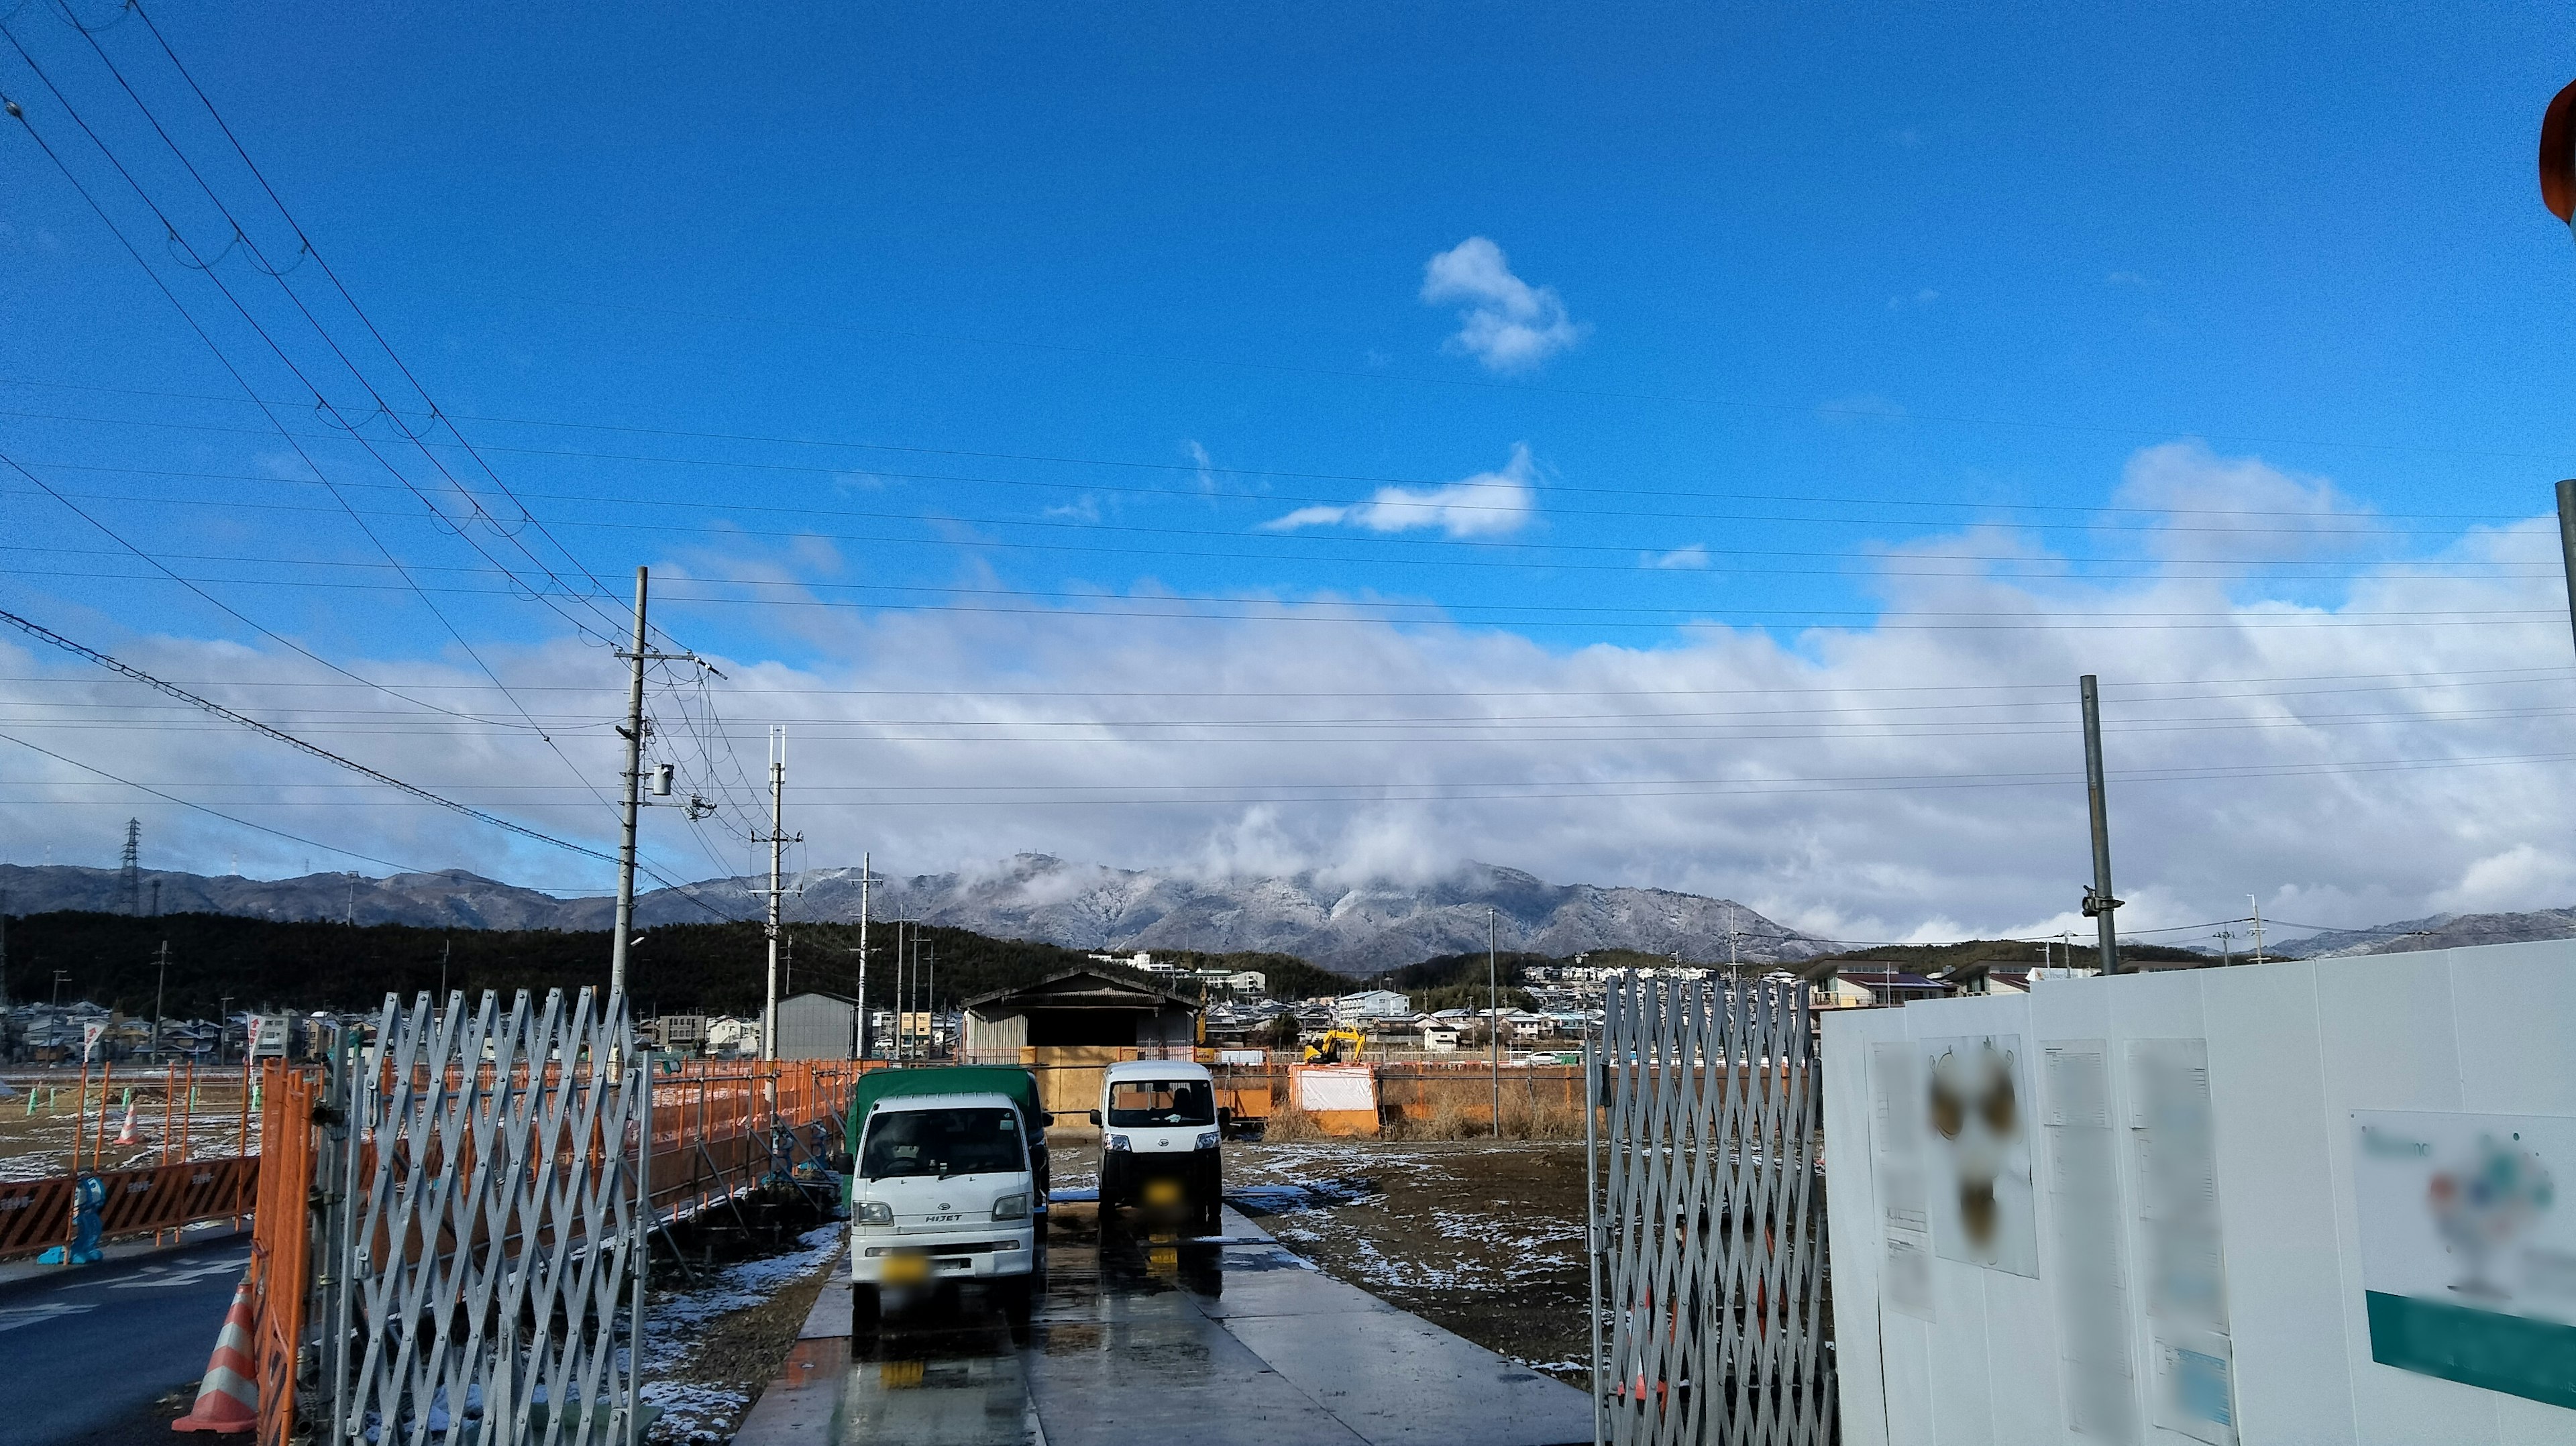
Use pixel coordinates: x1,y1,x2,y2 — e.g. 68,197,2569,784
1,911,1346,1020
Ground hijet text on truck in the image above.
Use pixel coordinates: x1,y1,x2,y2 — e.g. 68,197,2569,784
1092,1059,1225,1236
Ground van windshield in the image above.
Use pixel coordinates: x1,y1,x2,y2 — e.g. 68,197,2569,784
861,1107,1026,1180
1108,1078,1216,1127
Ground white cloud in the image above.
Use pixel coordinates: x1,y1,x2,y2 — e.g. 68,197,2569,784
1643,545,1711,570
1181,440,1220,493
1262,444,1539,539
1419,237,1587,372
12,442,2576,951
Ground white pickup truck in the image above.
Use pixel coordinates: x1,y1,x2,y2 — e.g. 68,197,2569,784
849,1088,1040,1319
1091,1059,1224,1236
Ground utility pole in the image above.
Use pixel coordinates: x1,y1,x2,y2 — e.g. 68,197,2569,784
610,567,650,1000
856,852,873,1060
2249,895,2265,967
606,565,702,1000
2216,928,2235,967
438,938,450,1003
760,727,800,1062
2079,675,2122,975
2557,481,2576,652
894,920,910,1064
1488,907,1501,1139
925,942,937,1060
151,940,168,1066
217,995,231,1064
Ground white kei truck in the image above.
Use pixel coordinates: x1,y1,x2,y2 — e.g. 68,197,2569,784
847,1066,1048,1319
1089,1058,1226,1236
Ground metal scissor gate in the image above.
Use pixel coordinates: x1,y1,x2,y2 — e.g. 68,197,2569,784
1589,975,1835,1446
321,989,648,1446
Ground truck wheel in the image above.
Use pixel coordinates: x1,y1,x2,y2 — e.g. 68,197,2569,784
996,1274,1034,1320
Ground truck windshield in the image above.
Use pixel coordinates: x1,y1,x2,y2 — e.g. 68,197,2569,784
861,1107,1026,1179
1108,1079,1216,1127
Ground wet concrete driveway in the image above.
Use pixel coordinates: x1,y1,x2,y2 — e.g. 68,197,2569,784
733,1205,1592,1446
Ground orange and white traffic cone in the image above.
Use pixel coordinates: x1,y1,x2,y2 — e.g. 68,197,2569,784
170,1272,257,1434
115,1101,142,1147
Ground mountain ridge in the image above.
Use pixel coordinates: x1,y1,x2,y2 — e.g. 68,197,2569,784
0,856,1831,975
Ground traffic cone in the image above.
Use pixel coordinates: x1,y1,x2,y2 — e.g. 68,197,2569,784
171,1272,258,1433
115,1101,142,1146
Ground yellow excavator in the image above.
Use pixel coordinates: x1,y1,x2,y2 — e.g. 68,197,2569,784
1303,1028,1366,1064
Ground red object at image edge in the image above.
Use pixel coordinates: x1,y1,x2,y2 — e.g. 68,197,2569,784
2541,77,2576,222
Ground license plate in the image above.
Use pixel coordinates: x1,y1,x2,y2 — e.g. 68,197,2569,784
881,1254,930,1286
1142,1178,1183,1208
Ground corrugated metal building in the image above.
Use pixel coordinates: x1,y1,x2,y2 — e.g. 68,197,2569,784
773,991,859,1060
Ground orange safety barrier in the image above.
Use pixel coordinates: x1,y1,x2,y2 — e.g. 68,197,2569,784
644,1059,863,1221
247,1062,315,1446
0,1156,258,1260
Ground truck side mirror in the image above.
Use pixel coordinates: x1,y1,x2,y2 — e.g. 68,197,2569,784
1088,1109,1103,1126
1217,1106,1234,1124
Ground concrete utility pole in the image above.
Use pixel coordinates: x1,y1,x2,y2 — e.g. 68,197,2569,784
2249,895,2266,966
2556,482,2576,655
2080,675,2122,975
760,727,799,1061
895,920,910,1064
151,940,168,1065
856,852,872,1059
925,942,936,1060
1488,907,1501,1139
607,565,701,1000
610,567,650,999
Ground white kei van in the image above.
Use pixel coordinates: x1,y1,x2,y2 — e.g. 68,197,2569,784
1091,1060,1224,1235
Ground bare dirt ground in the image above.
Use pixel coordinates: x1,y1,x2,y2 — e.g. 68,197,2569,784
1049,1134,1594,1386
0,1072,256,1180
640,1221,847,1445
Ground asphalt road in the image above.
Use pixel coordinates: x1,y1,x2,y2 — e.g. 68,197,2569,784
0,1239,251,1446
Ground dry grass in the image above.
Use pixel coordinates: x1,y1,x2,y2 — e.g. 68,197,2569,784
1385,1091,1589,1142
1256,1107,1330,1142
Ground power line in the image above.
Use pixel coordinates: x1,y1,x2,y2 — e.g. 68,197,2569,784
0,726,431,873
0,401,2530,540
0,600,632,863
5,474,2555,584
0,447,541,729
0,20,769,869
3,377,2548,520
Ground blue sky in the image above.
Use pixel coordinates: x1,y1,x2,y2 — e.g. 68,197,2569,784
4,3,2576,943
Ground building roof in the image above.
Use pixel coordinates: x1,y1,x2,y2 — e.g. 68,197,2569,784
962,967,1200,1016
1837,970,1943,990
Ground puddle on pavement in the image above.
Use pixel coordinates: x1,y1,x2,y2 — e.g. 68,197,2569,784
1220,1178,1381,1215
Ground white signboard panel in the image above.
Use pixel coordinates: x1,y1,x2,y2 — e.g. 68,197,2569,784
2353,1109,2576,1412
2128,1039,2235,1445
251,1014,292,1058
2041,1040,2139,1443
1293,1064,1376,1113
1923,1033,2039,1278
1870,1041,1935,1320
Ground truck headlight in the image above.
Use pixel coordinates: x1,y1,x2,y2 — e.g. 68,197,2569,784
1105,1133,1130,1152
1195,1130,1221,1151
991,1193,1030,1221
855,1200,894,1225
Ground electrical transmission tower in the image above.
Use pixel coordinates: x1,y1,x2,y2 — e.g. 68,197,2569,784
118,818,141,916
